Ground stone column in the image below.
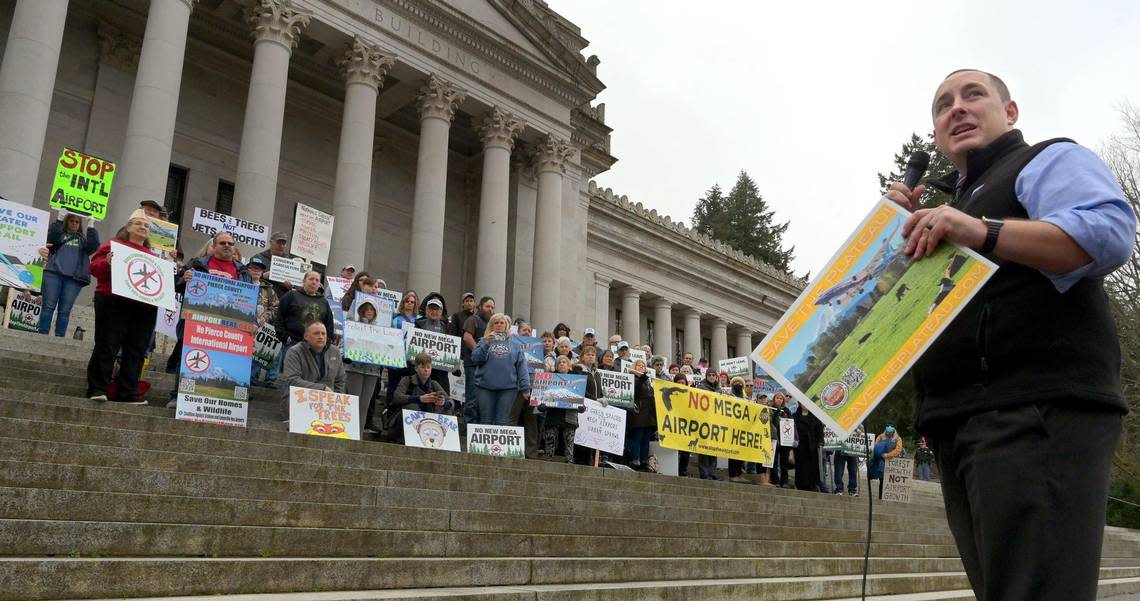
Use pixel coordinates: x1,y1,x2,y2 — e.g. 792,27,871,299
111,0,198,227
620,287,641,345
734,328,754,361
328,37,393,272
0,0,69,206
407,75,464,295
593,273,611,336
231,0,311,230
683,309,702,361
474,107,524,304
528,135,572,331
711,318,729,367
654,298,674,361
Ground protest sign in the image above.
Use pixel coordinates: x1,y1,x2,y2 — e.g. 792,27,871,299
349,292,394,325
376,288,402,308
290,203,334,264
0,198,49,290
253,323,282,369
288,386,361,440
778,417,796,447
5,292,41,332
325,276,352,303
574,399,627,455
652,379,775,463
752,374,788,402
50,148,114,220
148,218,178,255
109,241,177,311
174,394,248,428
181,272,259,333
268,255,306,287
531,372,588,408
719,356,750,380
154,293,182,340
752,198,998,436
510,335,545,372
402,409,461,452
405,328,461,371
823,427,844,451
191,207,268,248
343,321,405,367
841,425,869,456
882,457,915,503
450,372,465,404
467,425,525,458
628,349,648,365
598,369,635,408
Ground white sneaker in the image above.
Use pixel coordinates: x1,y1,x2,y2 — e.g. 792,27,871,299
88,394,108,402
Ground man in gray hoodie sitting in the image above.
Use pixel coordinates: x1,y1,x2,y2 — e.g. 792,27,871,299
280,321,346,416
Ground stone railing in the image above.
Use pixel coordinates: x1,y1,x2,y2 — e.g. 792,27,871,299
585,181,806,289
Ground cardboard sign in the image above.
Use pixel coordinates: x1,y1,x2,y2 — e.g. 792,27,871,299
148,218,178,255
181,271,259,332
574,399,627,455
405,328,461,371
466,425,525,458
191,207,268,248
290,203,334,264
530,372,588,408
253,323,282,369
778,417,796,447
598,369,635,408
288,386,361,440
402,409,461,452
5,292,41,332
343,321,405,367
628,349,648,364
652,379,775,464
174,394,248,428
719,356,750,380
0,197,49,290
325,276,352,303
109,241,177,311
752,199,997,437
882,457,915,503
50,148,114,220
267,255,306,287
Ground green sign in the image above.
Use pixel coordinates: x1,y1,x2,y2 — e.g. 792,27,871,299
50,148,115,220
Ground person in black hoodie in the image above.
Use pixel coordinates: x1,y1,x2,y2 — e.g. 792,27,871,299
415,292,451,395
274,270,335,348
625,359,656,471
449,292,475,337
771,392,795,488
792,400,824,492
693,368,722,480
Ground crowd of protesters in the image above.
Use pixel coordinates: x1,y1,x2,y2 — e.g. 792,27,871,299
26,201,928,487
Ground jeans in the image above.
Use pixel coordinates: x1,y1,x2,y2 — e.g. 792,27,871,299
916,462,933,481
626,427,653,467
477,387,516,426
834,453,859,493
37,271,83,336
86,294,157,401
462,363,480,425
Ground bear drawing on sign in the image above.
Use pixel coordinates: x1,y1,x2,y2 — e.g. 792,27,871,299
415,417,448,448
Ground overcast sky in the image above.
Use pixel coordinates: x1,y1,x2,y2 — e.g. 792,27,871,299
547,0,1140,277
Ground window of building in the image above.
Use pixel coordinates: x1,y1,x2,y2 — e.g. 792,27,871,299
728,345,736,358
702,338,711,364
646,319,655,349
674,329,684,364
215,180,235,216
614,309,622,338
163,164,188,224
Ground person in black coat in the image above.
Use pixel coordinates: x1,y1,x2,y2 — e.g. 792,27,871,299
792,402,825,492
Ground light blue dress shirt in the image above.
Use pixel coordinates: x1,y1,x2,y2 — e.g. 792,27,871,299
1014,142,1137,293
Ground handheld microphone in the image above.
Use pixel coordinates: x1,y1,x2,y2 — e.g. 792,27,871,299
902,151,931,190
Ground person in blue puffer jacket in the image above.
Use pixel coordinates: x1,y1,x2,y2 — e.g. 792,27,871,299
37,211,100,336
471,312,530,426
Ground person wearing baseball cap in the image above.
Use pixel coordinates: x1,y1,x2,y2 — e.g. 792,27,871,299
449,291,476,338
340,264,355,279
253,231,294,298
246,256,280,386
574,327,597,355
138,199,164,220
416,292,452,394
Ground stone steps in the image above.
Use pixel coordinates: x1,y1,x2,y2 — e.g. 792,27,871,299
3,324,1140,600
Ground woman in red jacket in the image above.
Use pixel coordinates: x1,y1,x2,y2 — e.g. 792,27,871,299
85,210,157,404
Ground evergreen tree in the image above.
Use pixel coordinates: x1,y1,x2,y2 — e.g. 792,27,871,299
877,132,956,208
691,171,795,273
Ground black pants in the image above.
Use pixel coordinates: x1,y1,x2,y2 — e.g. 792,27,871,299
728,459,745,477
86,294,158,401
775,447,792,485
929,402,1121,601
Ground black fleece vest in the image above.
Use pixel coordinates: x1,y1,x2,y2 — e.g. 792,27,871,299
913,130,1124,430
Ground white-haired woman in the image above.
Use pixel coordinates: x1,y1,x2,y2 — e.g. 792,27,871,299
471,312,530,426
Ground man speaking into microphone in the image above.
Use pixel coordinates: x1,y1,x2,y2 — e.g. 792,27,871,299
886,69,1136,601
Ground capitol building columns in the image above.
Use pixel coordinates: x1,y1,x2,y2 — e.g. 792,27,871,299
529,135,572,331
328,37,394,273
232,0,311,231
474,108,525,305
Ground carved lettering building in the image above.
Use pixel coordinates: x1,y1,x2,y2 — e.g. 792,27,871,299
0,0,802,363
